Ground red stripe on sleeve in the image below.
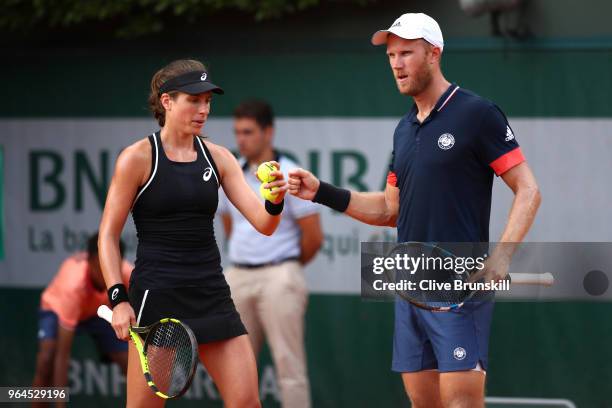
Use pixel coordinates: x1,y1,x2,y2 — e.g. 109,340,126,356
489,147,526,176
387,171,398,187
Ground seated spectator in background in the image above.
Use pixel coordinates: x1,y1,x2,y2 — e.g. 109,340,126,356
32,232,132,399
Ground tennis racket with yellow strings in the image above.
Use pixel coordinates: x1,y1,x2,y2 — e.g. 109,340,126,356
97,305,198,399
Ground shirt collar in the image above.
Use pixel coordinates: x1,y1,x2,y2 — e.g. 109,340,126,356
409,83,459,124
434,83,460,112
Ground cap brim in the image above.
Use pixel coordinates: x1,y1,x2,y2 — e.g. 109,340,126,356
371,30,391,46
179,82,224,95
371,28,424,46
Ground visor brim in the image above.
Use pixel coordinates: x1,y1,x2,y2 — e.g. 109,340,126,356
176,82,224,95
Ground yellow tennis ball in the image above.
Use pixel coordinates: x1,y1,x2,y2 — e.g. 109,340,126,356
259,183,279,201
257,162,277,183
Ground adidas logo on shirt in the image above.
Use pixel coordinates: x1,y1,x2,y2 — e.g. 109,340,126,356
505,126,515,142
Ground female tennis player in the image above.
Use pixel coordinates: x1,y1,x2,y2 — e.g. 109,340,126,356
98,59,286,407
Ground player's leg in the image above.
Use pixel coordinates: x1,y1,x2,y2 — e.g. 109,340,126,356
198,334,261,408
401,371,443,408
259,261,310,407
124,286,166,408
421,301,494,408
224,266,265,355
126,341,165,408
393,300,443,407
439,370,485,408
32,311,58,388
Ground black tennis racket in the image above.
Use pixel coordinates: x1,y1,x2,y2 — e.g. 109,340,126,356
374,242,554,311
97,305,198,399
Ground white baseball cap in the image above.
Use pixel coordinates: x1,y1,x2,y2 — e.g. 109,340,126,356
371,13,444,50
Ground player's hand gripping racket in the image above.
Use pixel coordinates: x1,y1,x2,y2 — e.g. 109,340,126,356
379,242,554,312
97,305,198,399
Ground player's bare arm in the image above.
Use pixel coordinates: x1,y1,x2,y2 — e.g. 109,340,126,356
498,162,541,242
208,141,287,236
473,162,541,282
288,167,399,227
345,183,399,227
99,140,149,339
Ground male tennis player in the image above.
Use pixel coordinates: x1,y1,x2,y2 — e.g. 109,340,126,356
288,12,541,408
32,232,132,405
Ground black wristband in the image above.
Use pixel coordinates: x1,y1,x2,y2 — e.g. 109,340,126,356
312,181,351,212
265,199,284,215
108,284,129,308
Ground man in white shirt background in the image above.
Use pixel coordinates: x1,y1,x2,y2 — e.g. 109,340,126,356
218,99,323,408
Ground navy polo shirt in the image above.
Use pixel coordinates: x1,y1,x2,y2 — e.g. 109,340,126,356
388,84,525,243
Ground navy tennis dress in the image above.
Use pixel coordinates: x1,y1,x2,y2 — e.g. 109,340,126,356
129,131,246,343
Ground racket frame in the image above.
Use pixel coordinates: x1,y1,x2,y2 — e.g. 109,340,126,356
97,305,198,399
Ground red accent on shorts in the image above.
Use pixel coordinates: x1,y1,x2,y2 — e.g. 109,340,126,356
387,171,398,187
490,147,526,176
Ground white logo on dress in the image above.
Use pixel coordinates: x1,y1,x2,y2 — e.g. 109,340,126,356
111,288,119,300
203,167,213,182
438,133,455,150
505,126,515,142
453,347,467,360
200,73,207,81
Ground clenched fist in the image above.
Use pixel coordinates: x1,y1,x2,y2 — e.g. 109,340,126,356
288,168,320,201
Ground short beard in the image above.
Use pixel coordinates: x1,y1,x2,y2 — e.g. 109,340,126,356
400,61,433,97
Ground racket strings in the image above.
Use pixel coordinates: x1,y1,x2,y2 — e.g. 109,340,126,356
147,322,195,397
386,244,472,308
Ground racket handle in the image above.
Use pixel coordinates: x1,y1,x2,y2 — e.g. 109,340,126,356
509,272,554,286
97,305,114,323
